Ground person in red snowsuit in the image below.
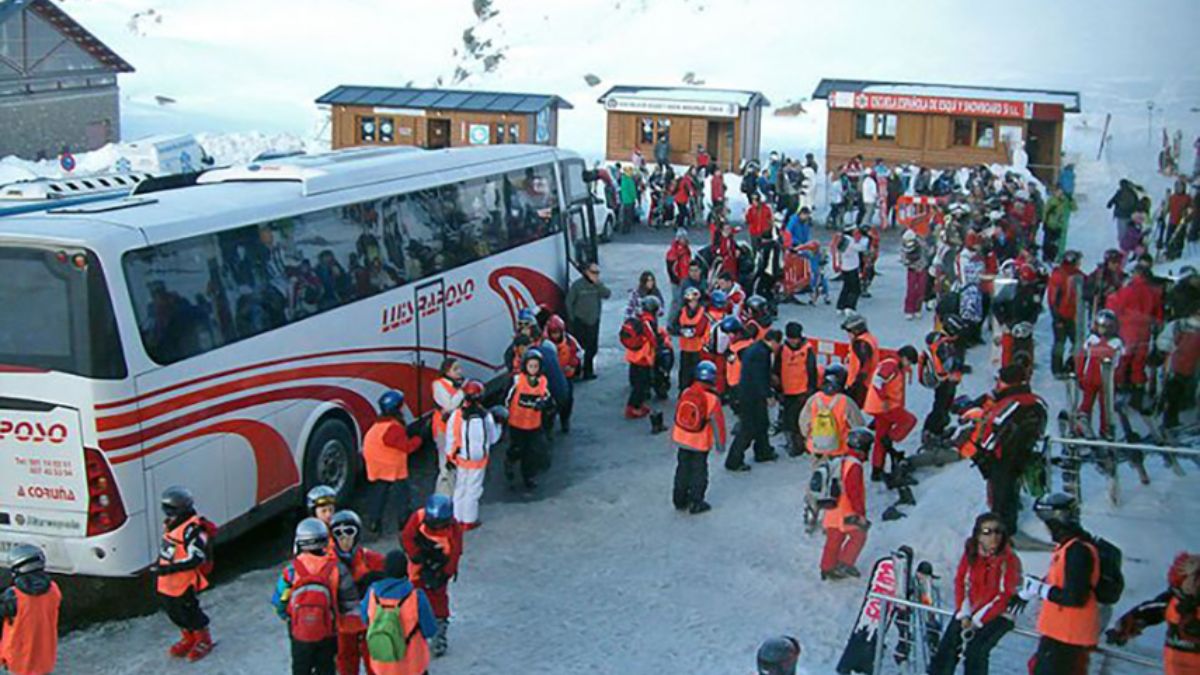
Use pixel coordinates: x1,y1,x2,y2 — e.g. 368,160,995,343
1105,261,1163,407
820,428,871,580
928,512,1022,675
713,222,740,278
862,346,919,482
1046,251,1084,377
1076,310,1124,435
745,192,774,249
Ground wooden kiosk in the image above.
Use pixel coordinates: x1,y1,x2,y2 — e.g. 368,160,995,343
811,78,1080,184
317,85,572,150
598,85,769,171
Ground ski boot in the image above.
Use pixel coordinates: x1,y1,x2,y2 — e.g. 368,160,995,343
820,567,846,581
432,618,450,657
688,500,712,514
187,629,213,662
168,630,197,658
835,563,861,578
786,433,805,458
649,411,667,434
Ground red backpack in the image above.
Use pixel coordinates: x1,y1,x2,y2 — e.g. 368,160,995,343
287,557,338,643
674,387,709,433
197,517,219,579
619,318,647,351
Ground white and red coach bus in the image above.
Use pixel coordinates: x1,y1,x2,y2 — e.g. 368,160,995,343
0,145,601,577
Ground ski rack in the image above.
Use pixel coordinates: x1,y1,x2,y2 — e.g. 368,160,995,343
1046,434,1199,507
866,593,1162,671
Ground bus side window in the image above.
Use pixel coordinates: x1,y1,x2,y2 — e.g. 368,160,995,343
504,164,559,245
446,175,505,266
124,236,227,364
396,189,446,279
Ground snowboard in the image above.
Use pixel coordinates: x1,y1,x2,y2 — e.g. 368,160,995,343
836,551,904,674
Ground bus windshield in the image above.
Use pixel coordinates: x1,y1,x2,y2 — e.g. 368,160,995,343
0,246,126,378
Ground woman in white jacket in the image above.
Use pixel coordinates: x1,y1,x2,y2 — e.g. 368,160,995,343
858,170,878,226
444,380,504,529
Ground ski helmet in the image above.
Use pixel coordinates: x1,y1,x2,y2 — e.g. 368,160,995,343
756,635,801,675
1011,322,1034,339
462,379,485,402
306,485,337,514
710,290,729,309
522,348,544,371
840,312,868,335
516,307,537,326
785,321,804,340
424,494,454,529
746,294,769,319
846,427,874,456
941,314,966,338
640,295,661,314
378,390,404,416
329,510,363,549
7,544,45,577
1104,248,1123,265
823,363,848,393
1033,492,1079,528
1062,250,1081,266
695,361,718,385
1094,309,1119,338
546,315,566,336
160,485,195,519
683,286,702,302
294,517,330,555
720,316,744,334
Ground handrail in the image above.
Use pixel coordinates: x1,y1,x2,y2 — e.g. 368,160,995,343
867,592,1162,669
1047,436,1200,458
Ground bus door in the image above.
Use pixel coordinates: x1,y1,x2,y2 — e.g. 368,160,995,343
560,158,598,270
414,277,447,416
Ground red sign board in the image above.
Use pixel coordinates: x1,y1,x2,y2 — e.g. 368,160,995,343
830,91,1032,120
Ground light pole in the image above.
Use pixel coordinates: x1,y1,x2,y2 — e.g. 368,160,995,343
1147,101,1155,147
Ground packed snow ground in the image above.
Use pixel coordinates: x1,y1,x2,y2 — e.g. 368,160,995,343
55,150,1198,674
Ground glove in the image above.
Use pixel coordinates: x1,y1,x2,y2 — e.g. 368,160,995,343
845,515,871,531
1006,595,1029,616
1105,615,1143,646
1018,575,1052,602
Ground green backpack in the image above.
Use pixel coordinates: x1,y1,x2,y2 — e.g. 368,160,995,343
365,593,409,663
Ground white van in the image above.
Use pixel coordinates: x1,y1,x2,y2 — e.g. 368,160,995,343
116,135,213,176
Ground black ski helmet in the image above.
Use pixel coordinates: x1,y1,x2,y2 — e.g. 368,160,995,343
846,427,874,456
1033,492,1079,528
329,509,363,549
822,363,848,393
8,544,46,576
785,321,804,340
756,635,801,675
160,485,195,519
746,294,769,319
640,295,661,315
840,312,868,335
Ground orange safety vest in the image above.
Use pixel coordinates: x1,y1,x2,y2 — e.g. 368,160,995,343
779,341,815,396
847,332,880,388
430,378,459,441
507,375,547,430
624,317,658,366
822,456,863,530
671,384,725,452
0,582,60,675
1037,538,1101,647
804,393,851,456
407,522,455,584
156,515,210,597
552,335,581,379
446,408,490,469
863,358,906,414
726,337,753,388
363,418,417,482
1165,595,1200,674
366,588,430,675
677,305,709,353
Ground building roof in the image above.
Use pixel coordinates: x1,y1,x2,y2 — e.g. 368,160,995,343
314,85,573,113
811,78,1079,112
597,85,769,108
0,0,135,74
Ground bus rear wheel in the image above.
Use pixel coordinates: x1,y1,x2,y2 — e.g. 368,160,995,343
303,416,358,505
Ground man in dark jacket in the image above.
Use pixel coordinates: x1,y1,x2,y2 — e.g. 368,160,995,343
974,364,1049,538
654,136,670,170
1107,178,1141,246
565,263,612,380
726,329,782,470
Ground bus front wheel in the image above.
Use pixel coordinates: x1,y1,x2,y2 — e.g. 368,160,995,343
303,416,358,505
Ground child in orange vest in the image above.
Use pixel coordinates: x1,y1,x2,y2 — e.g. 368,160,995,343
153,486,215,662
401,495,464,659
0,545,60,675
820,429,872,580
360,550,438,675
621,295,670,418
672,361,727,514
545,315,581,432
363,391,423,536
505,350,553,490
676,287,711,391
863,346,919,483
1106,552,1200,675
331,510,385,675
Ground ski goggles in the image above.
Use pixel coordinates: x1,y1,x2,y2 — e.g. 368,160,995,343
331,524,359,539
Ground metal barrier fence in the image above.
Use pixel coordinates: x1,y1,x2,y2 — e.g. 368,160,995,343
867,593,1161,672
1045,434,1200,507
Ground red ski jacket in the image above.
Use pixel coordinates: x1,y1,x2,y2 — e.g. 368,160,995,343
745,203,773,238
1046,263,1082,321
953,543,1022,626
1105,275,1163,344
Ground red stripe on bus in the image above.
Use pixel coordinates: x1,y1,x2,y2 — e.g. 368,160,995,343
98,385,375,453
96,361,420,433
0,364,49,373
112,419,299,502
95,346,500,411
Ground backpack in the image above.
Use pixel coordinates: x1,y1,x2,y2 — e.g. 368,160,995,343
809,458,843,508
619,318,646,351
197,518,219,579
936,291,960,320
674,388,709,434
809,400,840,453
365,591,414,663
1091,536,1125,605
287,558,338,643
917,351,939,389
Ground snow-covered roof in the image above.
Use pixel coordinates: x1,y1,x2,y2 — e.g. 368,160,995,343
597,85,769,109
315,85,572,113
811,78,1080,112
0,0,134,76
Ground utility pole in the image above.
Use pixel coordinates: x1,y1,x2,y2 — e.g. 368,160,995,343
1147,101,1155,147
